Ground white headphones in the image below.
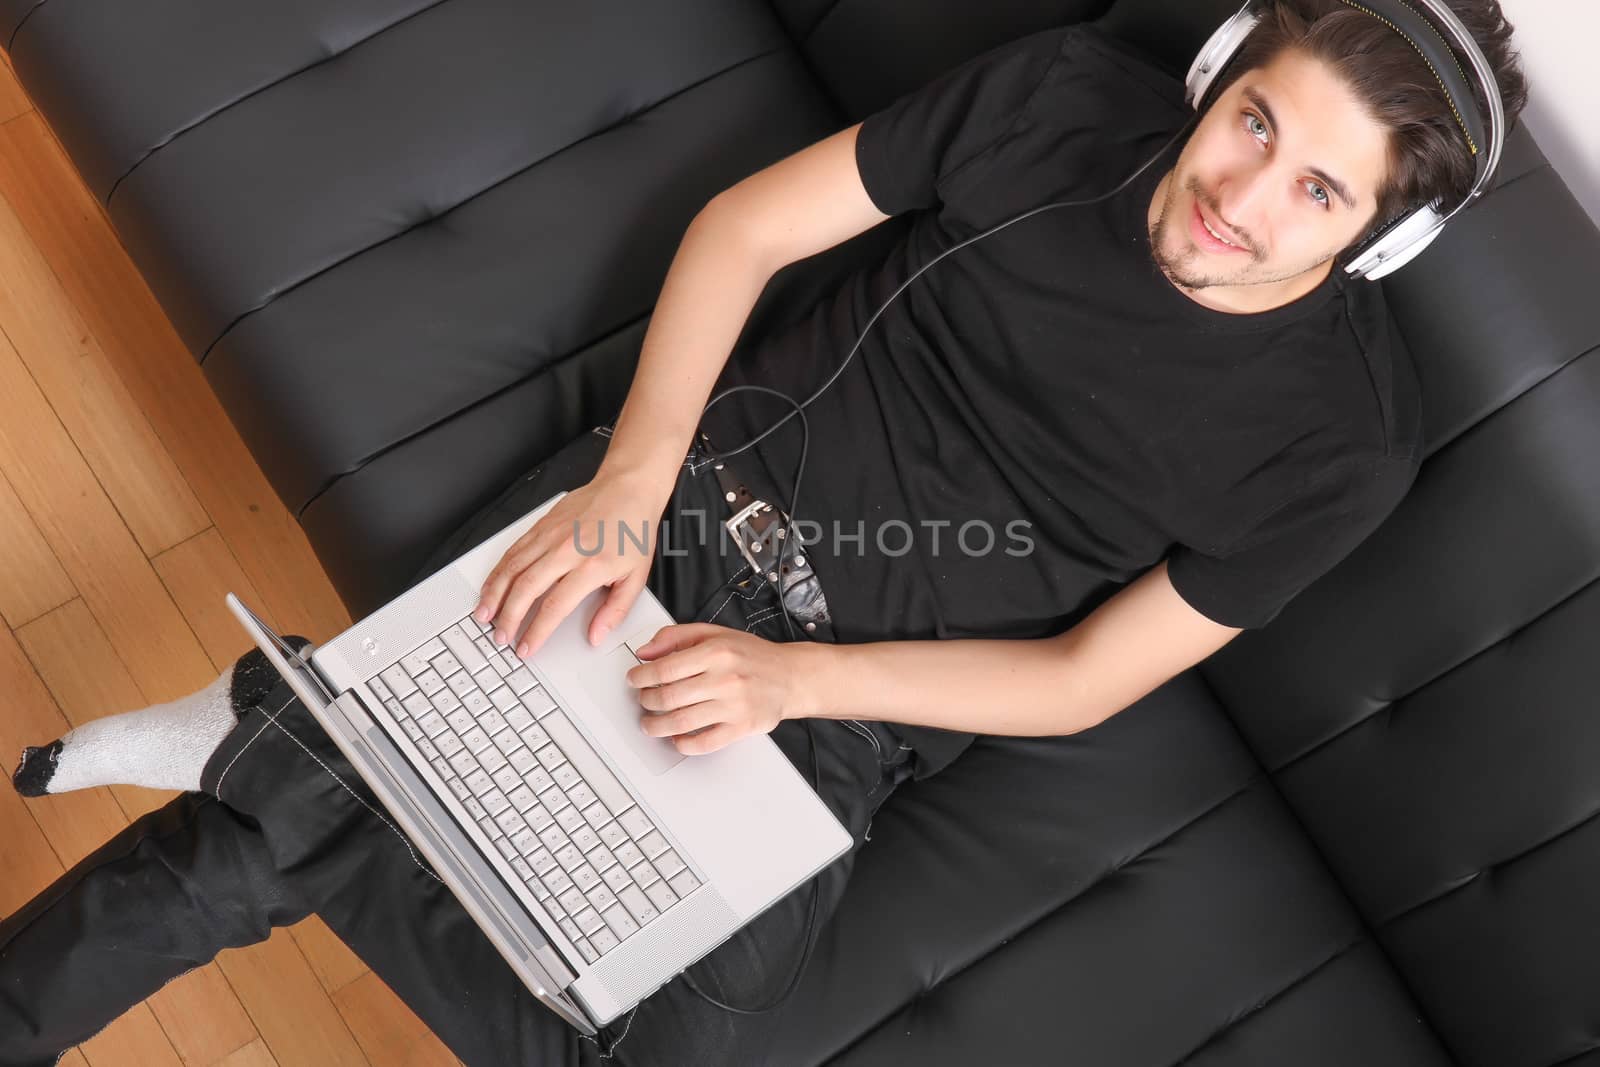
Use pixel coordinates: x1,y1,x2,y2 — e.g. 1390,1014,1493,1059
1183,0,1507,280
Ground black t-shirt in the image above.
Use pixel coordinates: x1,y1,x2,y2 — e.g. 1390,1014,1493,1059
701,23,1422,779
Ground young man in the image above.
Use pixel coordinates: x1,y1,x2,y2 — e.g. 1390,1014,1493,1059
2,3,1526,1064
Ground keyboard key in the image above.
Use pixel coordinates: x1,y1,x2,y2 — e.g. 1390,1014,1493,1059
520,688,558,718
492,729,521,756
464,768,494,796
461,727,493,755
402,691,433,717
507,667,538,695
544,866,574,897
414,737,439,762
418,710,449,738
477,707,507,735
382,698,410,723
434,731,464,758
530,880,551,902
539,713,634,817
586,843,617,873
613,841,644,869
494,808,527,836
555,844,584,872
380,665,418,696
505,705,535,732
585,882,618,914
538,784,568,813
369,677,392,702
526,766,555,793
474,635,498,662
495,837,518,861
601,904,640,941
492,764,522,794
525,804,554,832
476,816,499,840
508,747,540,775
490,686,519,712
569,825,600,853
473,666,502,693
461,689,492,717
598,822,628,849
445,707,474,734
442,626,489,674
519,722,551,750
478,747,509,774
567,783,598,811
511,828,541,856
555,806,585,834
429,757,451,781
510,856,535,882
668,869,700,897
571,863,601,892
557,915,582,942
447,778,471,801
431,689,462,715
628,861,658,890
574,907,607,937
618,884,659,926
550,763,581,792
653,849,686,881
414,668,445,696
558,887,586,915
481,791,509,817
644,879,678,912
537,824,568,852
431,650,462,678
575,938,598,964
528,847,557,874
401,719,424,742
582,801,611,830
507,784,538,811
446,671,476,698
617,807,653,839
589,927,620,955
601,864,631,892
637,830,669,861
403,638,446,675
447,749,478,777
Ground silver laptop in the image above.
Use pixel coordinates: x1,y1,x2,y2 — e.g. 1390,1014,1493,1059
224,487,852,1035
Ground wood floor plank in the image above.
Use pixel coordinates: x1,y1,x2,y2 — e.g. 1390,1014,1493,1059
332,970,464,1067
217,928,371,1067
145,964,261,1067
0,466,74,629
212,1037,281,1067
0,113,351,643
78,1002,183,1067
0,326,217,702
0,770,62,916
0,184,210,555
0,48,29,125
55,1050,89,1067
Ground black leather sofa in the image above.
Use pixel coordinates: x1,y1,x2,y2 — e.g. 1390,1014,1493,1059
6,0,1598,1063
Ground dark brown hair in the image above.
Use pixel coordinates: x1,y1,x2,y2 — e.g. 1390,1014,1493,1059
1206,0,1530,251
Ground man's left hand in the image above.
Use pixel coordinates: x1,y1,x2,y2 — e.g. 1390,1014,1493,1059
626,623,810,755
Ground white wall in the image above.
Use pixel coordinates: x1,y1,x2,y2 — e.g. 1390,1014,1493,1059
1494,0,1600,228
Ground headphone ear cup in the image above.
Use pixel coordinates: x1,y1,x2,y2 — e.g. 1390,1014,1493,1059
1341,201,1448,280
1185,3,1263,113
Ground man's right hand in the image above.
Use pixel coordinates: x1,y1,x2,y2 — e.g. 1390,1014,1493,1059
473,467,674,658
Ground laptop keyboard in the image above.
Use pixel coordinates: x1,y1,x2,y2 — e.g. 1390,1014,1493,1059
364,614,702,966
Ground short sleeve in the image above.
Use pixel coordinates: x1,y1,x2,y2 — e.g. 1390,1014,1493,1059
1166,455,1420,629
854,26,1071,216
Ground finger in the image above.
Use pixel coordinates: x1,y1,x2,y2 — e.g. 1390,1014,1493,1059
491,546,575,649
639,699,723,740
518,565,607,658
477,528,555,636
635,672,721,717
633,622,720,658
588,566,648,648
672,721,744,756
625,633,726,690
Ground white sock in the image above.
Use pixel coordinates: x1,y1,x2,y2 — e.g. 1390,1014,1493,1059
11,639,306,796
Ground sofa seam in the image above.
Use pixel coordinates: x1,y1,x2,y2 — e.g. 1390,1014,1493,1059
195,44,779,367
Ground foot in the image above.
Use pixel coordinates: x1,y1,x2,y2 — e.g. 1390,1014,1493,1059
11,637,312,797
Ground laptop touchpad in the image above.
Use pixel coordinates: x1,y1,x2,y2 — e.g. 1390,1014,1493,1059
582,642,686,776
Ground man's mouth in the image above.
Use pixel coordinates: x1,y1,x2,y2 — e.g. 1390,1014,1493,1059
1190,200,1247,254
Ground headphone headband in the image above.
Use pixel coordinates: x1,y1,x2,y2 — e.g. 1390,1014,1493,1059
1183,0,1506,280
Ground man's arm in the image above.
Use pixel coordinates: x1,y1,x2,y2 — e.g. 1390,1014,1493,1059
790,559,1245,736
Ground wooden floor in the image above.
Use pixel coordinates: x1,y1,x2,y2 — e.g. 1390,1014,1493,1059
0,52,462,1067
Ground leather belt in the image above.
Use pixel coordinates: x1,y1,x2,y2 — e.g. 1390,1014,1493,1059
696,430,832,632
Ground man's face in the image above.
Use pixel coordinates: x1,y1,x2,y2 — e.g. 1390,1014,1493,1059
1148,47,1390,309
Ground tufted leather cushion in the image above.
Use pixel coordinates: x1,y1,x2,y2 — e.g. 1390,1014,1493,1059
6,0,1598,1062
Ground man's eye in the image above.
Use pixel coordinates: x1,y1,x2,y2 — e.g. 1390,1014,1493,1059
1306,181,1331,209
1244,112,1268,142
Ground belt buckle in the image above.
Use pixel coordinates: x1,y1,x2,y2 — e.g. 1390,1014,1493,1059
724,497,787,580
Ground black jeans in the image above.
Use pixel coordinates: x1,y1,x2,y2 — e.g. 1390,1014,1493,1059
0,425,918,1067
